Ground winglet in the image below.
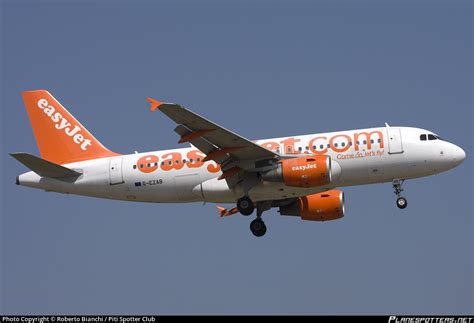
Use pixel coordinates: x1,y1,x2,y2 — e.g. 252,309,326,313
216,205,228,217
147,98,163,111
216,205,239,217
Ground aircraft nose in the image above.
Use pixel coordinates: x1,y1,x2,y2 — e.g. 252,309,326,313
451,144,466,166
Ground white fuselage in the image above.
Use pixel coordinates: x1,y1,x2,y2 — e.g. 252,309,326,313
17,126,465,204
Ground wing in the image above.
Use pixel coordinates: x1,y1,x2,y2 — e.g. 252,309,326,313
147,98,280,179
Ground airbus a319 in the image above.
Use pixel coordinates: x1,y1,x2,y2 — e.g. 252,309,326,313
12,90,466,237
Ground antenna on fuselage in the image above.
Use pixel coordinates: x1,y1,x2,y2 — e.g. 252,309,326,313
385,122,390,127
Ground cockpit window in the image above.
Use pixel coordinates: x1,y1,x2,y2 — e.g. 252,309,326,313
421,133,443,141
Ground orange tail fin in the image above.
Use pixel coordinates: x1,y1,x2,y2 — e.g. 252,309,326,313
22,90,119,165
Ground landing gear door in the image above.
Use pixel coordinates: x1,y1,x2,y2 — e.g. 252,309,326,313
109,158,124,185
387,128,404,154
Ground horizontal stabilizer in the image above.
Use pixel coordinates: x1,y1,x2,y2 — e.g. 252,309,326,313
10,152,82,179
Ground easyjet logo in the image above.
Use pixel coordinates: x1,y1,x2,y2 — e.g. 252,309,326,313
135,150,221,174
37,99,92,151
260,131,384,155
292,163,317,171
135,131,385,174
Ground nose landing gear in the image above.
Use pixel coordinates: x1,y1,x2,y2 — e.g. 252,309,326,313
396,196,408,209
393,179,408,209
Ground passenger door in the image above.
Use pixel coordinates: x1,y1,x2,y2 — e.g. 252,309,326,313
387,128,404,154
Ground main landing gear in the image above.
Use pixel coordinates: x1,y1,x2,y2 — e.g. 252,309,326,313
250,218,266,237
237,196,269,237
237,196,254,215
393,179,408,209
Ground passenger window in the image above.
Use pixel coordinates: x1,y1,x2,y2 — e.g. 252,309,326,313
370,139,374,144
305,146,309,150
420,134,427,141
334,143,338,148
377,139,381,143
298,147,302,152
363,140,367,145
327,144,330,148
341,142,345,147
348,142,352,146
319,145,324,149
161,161,165,165
428,134,436,140
313,145,317,150
133,165,137,169
140,164,144,168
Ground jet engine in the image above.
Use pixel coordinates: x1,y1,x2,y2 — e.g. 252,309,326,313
261,155,340,188
279,190,345,221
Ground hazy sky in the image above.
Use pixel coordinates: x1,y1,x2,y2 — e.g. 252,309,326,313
1,0,472,314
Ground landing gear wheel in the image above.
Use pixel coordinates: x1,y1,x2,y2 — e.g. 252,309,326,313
396,197,407,209
392,179,408,209
237,196,254,216
250,219,267,237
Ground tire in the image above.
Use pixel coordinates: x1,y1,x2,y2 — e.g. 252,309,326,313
396,197,408,209
237,196,255,216
250,219,267,237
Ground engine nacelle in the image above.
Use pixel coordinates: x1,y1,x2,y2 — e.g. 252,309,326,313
262,155,337,188
279,190,345,221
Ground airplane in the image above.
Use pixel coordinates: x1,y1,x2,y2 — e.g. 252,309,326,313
11,90,466,237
